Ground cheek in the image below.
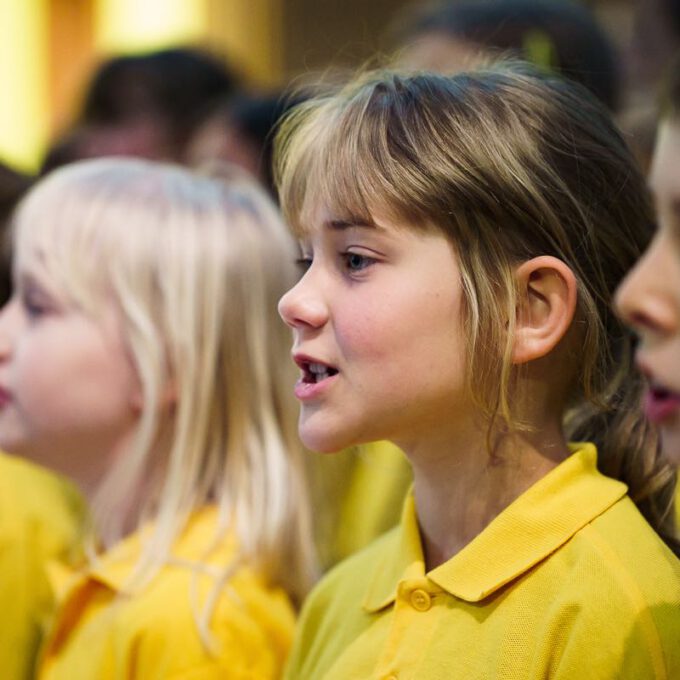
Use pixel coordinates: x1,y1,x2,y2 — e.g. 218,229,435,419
15,332,136,427
339,286,465,378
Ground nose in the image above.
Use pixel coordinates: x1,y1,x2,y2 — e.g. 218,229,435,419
615,236,678,338
278,270,329,331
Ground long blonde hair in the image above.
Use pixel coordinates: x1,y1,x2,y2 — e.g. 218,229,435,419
275,63,677,550
12,158,315,605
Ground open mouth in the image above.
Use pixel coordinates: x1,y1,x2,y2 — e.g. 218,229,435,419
301,361,339,384
644,380,680,423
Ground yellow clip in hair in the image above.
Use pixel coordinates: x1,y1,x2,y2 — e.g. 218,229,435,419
522,29,556,70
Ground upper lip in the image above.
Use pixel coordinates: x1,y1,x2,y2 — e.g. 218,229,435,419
293,352,339,371
0,384,12,403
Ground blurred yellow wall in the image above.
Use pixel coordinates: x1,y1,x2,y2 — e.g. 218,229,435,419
96,0,206,53
0,0,49,173
0,0,220,173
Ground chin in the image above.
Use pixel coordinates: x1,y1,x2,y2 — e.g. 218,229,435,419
299,430,347,453
298,416,358,453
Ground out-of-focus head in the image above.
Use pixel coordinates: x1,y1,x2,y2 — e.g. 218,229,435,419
390,0,620,110
187,92,310,198
72,48,237,163
10,159,301,540
616,56,680,465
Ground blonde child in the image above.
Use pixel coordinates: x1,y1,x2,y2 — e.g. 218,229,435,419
616,57,680,468
276,64,680,679
0,158,315,678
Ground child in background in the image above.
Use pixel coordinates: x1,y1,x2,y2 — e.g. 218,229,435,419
41,47,237,173
276,64,679,679
388,0,621,110
0,158,315,678
616,57,680,468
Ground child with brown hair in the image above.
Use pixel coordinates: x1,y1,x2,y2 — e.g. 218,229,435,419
276,63,679,678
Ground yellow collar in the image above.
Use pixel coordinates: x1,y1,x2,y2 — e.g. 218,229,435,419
363,443,627,610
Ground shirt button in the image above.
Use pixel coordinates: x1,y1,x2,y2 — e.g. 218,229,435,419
410,588,432,611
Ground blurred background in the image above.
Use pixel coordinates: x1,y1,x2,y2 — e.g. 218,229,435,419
0,0,677,174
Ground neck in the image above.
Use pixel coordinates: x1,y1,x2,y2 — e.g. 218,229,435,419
79,425,171,549
398,419,570,571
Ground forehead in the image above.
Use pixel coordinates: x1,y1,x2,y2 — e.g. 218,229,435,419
650,121,680,211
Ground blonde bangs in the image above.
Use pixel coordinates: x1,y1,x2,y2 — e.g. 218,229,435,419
276,78,441,236
12,167,116,314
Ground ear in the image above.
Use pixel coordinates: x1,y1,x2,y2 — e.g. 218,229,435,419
512,256,577,365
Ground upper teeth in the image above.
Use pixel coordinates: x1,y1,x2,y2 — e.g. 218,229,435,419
309,363,329,374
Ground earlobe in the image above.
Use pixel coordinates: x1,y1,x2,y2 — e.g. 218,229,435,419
512,256,578,364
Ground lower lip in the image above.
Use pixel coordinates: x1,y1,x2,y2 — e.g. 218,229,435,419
294,374,338,401
0,389,11,408
643,389,680,424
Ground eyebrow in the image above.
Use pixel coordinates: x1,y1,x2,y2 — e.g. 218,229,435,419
325,218,378,231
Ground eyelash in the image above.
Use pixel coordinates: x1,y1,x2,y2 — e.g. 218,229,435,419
341,251,375,273
295,252,377,275
295,257,312,272
21,291,52,319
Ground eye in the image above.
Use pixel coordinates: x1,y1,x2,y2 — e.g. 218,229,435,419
20,288,55,320
342,251,375,272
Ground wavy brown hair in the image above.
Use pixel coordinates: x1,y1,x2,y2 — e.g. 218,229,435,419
275,63,677,551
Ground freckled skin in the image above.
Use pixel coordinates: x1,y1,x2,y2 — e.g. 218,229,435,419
278,208,473,454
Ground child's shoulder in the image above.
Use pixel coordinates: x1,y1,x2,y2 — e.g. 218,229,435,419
567,494,679,596
46,511,296,679
535,494,680,676
115,555,296,677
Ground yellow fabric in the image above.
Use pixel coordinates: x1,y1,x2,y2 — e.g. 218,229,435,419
333,441,412,565
312,441,412,570
39,508,296,679
0,453,86,680
286,444,680,679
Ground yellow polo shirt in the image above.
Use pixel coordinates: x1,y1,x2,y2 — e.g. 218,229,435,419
313,441,412,570
0,453,86,680
286,444,680,679
39,507,296,679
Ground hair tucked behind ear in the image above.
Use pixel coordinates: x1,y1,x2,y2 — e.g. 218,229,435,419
275,62,677,552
